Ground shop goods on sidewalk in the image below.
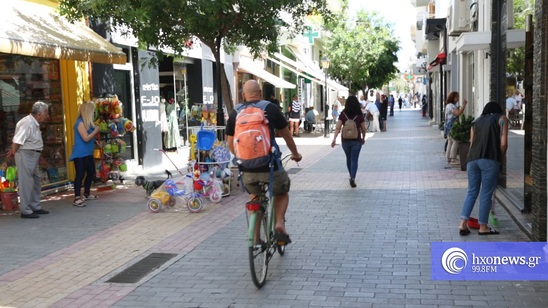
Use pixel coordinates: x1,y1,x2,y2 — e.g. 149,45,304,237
147,126,233,213
92,95,135,186
0,163,18,211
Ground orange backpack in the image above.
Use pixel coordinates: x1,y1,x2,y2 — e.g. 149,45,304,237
233,101,272,168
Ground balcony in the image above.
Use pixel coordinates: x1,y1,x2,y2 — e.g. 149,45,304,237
425,18,446,40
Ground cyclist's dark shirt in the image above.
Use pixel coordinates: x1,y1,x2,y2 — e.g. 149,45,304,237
226,100,288,172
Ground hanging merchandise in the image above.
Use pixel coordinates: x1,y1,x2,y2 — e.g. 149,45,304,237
189,126,233,197
92,95,136,184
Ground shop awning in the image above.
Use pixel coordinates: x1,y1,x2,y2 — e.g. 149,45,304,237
273,48,348,92
428,52,446,70
238,58,296,89
0,2,126,64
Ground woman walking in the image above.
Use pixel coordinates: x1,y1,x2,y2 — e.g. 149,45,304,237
458,102,508,236
331,96,366,188
69,102,101,207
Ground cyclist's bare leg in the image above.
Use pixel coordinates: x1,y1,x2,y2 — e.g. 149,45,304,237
274,193,289,235
249,194,262,243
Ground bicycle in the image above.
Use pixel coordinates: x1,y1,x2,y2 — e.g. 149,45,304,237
244,153,295,288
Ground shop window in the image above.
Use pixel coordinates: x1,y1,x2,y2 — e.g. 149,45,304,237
0,54,68,187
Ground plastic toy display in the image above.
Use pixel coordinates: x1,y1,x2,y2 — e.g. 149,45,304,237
92,95,135,184
149,137,232,213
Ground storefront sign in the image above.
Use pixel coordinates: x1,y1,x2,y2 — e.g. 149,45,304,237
137,50,162,169
202,60,214,104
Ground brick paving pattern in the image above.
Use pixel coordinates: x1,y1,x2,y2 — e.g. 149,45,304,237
0,108,546,307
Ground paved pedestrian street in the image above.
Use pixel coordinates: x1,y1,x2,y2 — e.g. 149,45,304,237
0,109,546,308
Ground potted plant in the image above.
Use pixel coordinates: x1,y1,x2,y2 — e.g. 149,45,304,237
449,115,474,171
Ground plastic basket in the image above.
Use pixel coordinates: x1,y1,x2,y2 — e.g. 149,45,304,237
1,191,19,211
196,129,216,150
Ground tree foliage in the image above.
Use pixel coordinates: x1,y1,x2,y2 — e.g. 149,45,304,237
58,0,331,110
323,9,400,94
507,0,534,78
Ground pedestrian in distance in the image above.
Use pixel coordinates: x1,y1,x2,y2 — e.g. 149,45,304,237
6,101,51,219
288,95,301,137
305,106,317,133
331,103,340,132
379,93,389,131
388,94,395,116
458,102,508,236
421,94,428,117
444,91,467,164
364,99,381,132
226,80,302,242
269,93,282,110
70,102,101,207
374,93,383,131
331,95,366,188
398,96,403,111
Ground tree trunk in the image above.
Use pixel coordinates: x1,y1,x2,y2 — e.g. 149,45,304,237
458,142,470,171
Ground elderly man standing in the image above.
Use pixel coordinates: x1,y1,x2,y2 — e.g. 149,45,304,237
7,101,50,219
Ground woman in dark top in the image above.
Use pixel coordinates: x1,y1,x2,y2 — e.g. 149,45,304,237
458,102,508,236
331,96,367,188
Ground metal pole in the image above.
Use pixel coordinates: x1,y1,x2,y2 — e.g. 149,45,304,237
324,70,329,137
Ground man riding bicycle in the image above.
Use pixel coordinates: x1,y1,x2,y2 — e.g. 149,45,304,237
226,80,302,242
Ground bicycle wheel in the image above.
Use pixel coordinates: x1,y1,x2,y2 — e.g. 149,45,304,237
147,198,162,213
187,196,203,212
249,211,268,288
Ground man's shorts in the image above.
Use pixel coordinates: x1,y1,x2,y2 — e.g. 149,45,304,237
242,170,291,196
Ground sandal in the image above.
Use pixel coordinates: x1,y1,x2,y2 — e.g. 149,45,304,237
73,197,86,207
478,228,499,235
84,194,98,200
459,228,470,236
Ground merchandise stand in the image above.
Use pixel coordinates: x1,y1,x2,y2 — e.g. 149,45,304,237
92,95,136,186
188,126,232,197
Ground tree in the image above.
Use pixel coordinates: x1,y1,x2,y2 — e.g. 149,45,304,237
507,0,534,78
323,9,400,95
58,0,331,124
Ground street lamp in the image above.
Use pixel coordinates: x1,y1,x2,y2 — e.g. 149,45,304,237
321,56,330,138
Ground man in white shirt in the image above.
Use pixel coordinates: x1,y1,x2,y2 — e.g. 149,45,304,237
514,90,523,110
505,95,518,118
364,100,381,132
7,101,51,219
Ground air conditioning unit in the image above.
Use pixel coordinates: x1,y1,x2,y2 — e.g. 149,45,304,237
447,0,469,36
469,0,478,23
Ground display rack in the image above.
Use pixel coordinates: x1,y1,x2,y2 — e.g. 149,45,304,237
92,95,135,184
189,126,232,197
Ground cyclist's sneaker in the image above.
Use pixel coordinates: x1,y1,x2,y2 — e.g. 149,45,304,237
275,232,292,245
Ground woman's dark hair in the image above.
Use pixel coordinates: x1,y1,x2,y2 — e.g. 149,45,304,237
481,101,503,115
342,95,362,118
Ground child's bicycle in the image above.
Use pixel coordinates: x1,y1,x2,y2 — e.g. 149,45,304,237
243,153,296,288
193,165,223,204
147,177,204,213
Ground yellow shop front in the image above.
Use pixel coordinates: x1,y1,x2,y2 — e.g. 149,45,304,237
0,0,126,190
